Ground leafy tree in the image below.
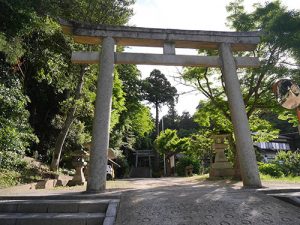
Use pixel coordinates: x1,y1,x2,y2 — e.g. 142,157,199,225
142,69,178,136
0,0,136,172
183,1,300,144
188,131,213,163
112,64,154,151
142,69,177,171
154,129,190,156
226,0,300,128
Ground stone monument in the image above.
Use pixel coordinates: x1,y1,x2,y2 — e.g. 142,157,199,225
67,149,88,186
210,134,234,178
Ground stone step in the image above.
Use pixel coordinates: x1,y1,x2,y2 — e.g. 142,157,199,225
0,199,114,213
0,193,121,200
0,212,105,225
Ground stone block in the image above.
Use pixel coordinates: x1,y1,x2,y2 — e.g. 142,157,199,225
78,202,107,213
210,167,234,177
47,203,78,213
17,203,48,213
35,179,56,189
0,203,18,213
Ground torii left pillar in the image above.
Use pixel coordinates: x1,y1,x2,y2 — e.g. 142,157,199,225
87,37,115,192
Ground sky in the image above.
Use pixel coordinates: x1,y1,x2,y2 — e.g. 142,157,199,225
126,0,300,118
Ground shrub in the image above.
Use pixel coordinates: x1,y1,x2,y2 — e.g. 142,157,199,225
0,151,27,171
176,156,200,176
258,163,284,178
274,151,300,176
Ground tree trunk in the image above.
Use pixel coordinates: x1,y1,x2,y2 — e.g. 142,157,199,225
50,65,87,172
155,103,159,136
153,103,160,174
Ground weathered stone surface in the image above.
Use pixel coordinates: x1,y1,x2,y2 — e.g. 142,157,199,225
35,179,57,189
60,19,260,51
71,51,260,68
114,180,300,225
87,37,115,192
219,43,261,188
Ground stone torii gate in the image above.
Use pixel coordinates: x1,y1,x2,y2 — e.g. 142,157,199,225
60,20,262,192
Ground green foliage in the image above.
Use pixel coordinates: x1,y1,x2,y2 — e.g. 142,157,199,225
188,131,213,162
111,64,154,151
142,69,177,138
259,151,300,178
154,129,190,155
142,69,177,108
274,151,300,176
55,0,134,25
183,1,300,145
0,169,22,188
176,156,200,176
130,105,154,137
258,163,284,178
0,73,38,168
249,112,279,143
111,70,126,130
193,101,232,133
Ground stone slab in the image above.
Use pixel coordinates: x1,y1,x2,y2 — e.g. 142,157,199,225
60,19,260,51
35,179,57,189
0,199,111,214
115,181,300,225
0,212,105,225
72,52,260,68
211,162,233,169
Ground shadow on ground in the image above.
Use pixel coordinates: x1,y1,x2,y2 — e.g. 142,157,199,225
114,178,300,225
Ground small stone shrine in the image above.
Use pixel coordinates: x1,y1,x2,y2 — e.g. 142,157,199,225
210,134,234,178
67,149,88,186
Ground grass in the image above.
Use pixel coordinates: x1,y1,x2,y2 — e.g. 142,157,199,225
260,173,300,183
193,173,300,185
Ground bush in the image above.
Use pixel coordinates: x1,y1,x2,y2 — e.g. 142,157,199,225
0,151,27,171
258,163,284,178
274,151,300,176
176,156,200,176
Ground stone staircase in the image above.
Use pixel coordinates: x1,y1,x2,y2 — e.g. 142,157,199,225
0,194,119,225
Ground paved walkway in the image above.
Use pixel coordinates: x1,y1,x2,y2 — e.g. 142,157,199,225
114,178,300,225
1,177,300,225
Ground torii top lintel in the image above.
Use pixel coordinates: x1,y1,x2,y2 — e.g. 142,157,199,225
60,19,261,51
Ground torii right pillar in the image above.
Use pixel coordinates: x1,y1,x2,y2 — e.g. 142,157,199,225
219,43,262,188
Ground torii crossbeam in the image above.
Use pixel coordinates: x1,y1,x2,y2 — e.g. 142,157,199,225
60,19,262,192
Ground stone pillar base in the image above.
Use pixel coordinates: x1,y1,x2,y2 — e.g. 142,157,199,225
209,162,234,177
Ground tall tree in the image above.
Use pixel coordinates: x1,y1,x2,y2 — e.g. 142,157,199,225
142,69,178,136
141,69,177,172
47,0,135,171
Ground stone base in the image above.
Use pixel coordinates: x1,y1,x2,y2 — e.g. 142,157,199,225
67,180,86,187
35,179,57,189
209,162,234,177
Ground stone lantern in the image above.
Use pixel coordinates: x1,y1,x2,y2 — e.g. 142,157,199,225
209,134,234,178
67,148,88,186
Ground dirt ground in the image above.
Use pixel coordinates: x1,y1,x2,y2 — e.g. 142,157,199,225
0,176,299,196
